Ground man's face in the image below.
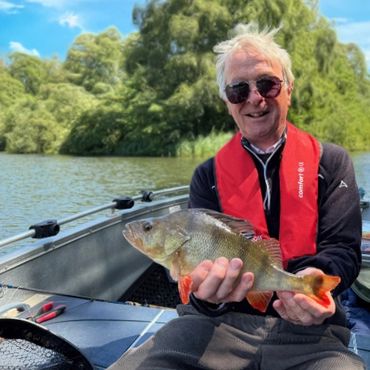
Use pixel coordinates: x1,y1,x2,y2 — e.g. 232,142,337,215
224,48,293,150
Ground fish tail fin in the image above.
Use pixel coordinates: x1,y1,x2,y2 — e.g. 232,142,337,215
246,291,273,313
178,275,193,304
305,274,341,307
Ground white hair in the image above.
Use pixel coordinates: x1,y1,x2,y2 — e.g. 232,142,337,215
214,23,294,99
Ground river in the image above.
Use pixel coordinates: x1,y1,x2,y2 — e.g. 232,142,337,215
1,151,369,243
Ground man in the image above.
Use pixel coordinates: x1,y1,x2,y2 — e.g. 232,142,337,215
109,23,365,370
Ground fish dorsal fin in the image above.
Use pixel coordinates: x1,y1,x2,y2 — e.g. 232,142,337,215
192,208,255,238
256,237,283,269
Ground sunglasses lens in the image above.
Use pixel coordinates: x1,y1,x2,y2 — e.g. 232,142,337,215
225,82,250,104
256,77,282,98
225,77,282,104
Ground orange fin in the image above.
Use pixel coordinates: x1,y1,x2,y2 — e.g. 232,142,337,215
178,275,193,304
246,291,273,313
307,274,341,308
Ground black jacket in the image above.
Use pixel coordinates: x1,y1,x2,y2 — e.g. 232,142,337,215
188,141,362,326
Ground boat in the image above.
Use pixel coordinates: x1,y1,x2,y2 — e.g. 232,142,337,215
0,185,368,369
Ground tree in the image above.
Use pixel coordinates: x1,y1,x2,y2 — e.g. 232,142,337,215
8,53,48,95
0,64,26,108
2,98,62,153
60,100,126,155
40,82,98,129
64,27,125,92
1,0,370,155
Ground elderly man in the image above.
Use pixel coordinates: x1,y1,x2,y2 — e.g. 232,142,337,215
109,23,365,370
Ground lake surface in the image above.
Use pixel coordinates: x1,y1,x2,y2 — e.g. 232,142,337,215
1,151,369,243
0,153,203,242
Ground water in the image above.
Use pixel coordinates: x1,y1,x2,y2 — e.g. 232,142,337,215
1,151,369,243
0,153,203,242
352,152,370,198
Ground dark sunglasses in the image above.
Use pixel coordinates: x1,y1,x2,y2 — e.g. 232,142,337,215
225,76,283,104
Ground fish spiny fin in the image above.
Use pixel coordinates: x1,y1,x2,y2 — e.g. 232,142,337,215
306,274,341,308
246,291,273,313
178,275,193,304
259,238,283,268
192,208,255,238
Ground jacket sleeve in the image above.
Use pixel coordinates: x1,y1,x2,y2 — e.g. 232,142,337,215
287,143,362,296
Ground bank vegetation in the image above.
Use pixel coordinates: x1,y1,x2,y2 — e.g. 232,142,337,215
1,0,370,156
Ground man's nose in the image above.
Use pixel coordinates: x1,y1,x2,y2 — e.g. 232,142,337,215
247,88,264,104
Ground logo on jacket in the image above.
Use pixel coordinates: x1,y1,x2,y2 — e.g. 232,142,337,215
298,161,304,198
339,180,348,189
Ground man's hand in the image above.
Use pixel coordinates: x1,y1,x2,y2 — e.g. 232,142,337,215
273,267,336,326
190,257,254,304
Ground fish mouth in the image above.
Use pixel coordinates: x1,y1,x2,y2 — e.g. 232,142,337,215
122,224,144,250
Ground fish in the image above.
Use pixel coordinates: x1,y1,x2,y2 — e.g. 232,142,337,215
122,208,341,312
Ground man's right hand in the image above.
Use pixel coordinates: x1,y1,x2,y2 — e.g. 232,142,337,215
190,257,254,304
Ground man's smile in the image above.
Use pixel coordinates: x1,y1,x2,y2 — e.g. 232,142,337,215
245,110,269,118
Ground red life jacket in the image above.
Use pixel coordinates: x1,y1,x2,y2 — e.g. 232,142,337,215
215,122,320,266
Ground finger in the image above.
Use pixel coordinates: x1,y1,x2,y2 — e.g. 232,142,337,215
277,292,334,326
295,267,324,277
224,272,254,302
294,293,335,321
194,257,229,301
213,258,243,300
190,260,213,291
275,292,312,325
274,300,309,325
273,299,292,322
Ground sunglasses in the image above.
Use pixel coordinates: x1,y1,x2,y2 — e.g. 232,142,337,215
224,76,283,104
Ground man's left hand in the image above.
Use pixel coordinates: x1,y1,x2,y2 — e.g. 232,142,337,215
272,267,336,326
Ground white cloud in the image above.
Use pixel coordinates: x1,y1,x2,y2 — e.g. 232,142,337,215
0,0,23,13
58,12,82,29
9,41,40,57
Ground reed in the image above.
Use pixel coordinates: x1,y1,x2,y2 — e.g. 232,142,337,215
176,131,232,158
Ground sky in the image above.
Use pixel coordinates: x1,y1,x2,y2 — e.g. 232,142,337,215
0,0,370,69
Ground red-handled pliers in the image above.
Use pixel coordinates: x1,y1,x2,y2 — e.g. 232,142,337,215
32,301,66,323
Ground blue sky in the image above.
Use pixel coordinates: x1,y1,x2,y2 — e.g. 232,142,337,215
0,0,369,70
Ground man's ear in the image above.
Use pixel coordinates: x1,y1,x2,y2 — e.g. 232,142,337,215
287,81,294,95
287,81,294,107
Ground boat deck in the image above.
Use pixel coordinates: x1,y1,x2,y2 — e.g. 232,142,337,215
0,284,369,369
0,287,177,369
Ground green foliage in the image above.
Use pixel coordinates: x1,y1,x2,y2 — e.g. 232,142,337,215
2,98,62,153
39,83,98,128
0,65,25,108
0,0,370,156
60,101,125,155
9,53,48,95
176,130,233,158
64,27,125,92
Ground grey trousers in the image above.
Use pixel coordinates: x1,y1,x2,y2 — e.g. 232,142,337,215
108,305,366,370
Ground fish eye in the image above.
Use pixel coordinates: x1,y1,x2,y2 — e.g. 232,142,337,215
143,222,153,232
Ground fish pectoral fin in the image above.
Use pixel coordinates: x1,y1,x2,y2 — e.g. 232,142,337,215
246,291,273,313
178,275,193,304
